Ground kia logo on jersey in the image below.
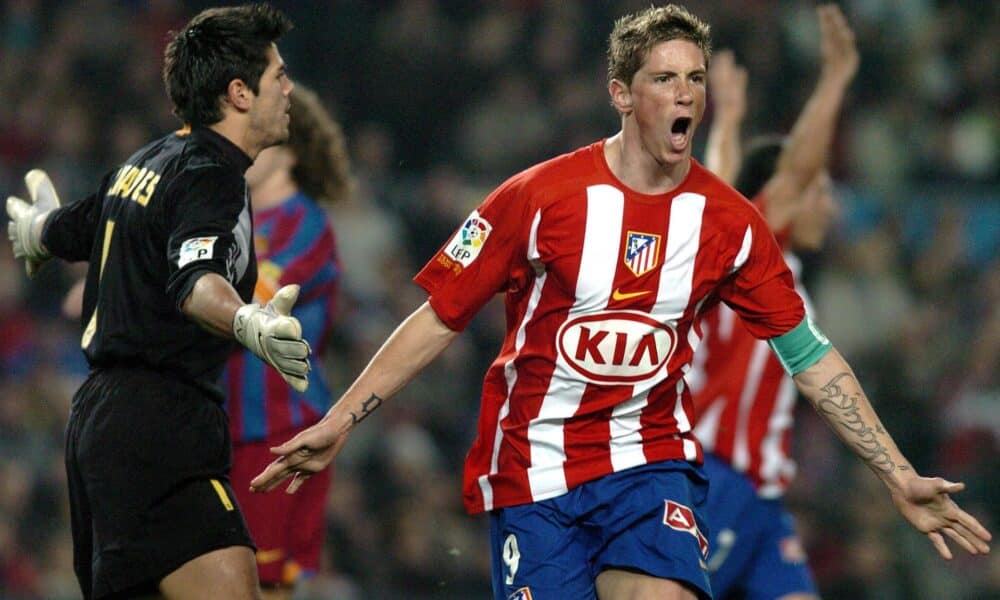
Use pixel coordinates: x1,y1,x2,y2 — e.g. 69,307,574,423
557,310,677,383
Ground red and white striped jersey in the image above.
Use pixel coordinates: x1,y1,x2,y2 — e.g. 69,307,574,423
689,193,810,498
415,141,804,514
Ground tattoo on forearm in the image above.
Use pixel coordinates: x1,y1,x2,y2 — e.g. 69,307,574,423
816,373,909,475
350,393,383,426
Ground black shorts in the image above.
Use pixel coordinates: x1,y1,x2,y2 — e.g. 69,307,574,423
65,365,254,599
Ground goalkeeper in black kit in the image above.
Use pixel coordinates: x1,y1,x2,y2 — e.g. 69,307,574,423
5,5,310,600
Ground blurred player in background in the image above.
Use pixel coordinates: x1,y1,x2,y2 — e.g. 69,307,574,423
690,5,860,598
226,83,352,600
5,5,310,599
251,4,990,600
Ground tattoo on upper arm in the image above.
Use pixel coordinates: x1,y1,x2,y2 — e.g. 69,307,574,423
351,393,383,426
816,373,910,474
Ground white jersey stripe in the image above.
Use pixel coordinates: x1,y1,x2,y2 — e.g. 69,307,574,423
685,293,708,375
479,210,545,511
672,377,691,432
758,374,797,498
692,395,724,451
609,390,650,471
653,193,706,321
527,185,624,500
732,340,770,471
682,437,699,461
732,225,752,272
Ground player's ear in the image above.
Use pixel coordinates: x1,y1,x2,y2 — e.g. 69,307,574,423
226,78,253,112
609,78,633,115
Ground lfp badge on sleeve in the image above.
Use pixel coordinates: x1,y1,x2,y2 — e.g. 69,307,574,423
446,210,492,267
178,236,219,268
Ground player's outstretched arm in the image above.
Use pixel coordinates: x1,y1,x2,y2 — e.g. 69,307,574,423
250,300,459,494
704,49,747,185
793,348,992,559
6,169,61,277
182,274,312,392
758,3,859,230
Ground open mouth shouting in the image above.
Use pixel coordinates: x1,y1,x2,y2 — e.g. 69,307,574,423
669,117,692,151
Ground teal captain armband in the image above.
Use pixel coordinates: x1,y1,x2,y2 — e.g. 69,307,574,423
767,316,833,375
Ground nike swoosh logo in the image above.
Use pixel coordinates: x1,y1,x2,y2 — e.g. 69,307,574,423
612,288,652,301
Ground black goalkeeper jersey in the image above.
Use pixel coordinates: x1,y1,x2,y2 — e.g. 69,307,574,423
43,126,257,399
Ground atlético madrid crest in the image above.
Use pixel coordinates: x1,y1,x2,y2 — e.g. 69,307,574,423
624,231,661,277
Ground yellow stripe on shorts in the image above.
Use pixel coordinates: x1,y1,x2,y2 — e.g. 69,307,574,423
210,479,234,511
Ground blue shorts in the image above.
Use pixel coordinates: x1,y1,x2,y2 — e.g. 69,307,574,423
489,461,712,600
702,454,817,599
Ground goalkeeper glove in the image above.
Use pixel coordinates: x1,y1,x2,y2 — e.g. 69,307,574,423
6,169,61,278
233,284,312,392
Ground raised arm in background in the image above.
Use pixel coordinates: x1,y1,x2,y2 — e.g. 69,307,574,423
756,4,858,230
706,4,858,231
704,50,746,185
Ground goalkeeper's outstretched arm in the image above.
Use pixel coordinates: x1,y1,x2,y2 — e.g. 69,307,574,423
182,272,312,392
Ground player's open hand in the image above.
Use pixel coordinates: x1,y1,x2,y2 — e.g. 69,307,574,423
249,418,346,494
817,3,859,85
890,476,992,559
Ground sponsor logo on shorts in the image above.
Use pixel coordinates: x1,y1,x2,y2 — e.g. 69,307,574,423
178,236,218,268
780,535,808,564
507,587,533,600
663,500,708,558
445,210,492,267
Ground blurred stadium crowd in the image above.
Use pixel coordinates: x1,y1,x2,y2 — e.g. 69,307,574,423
0,1,996,598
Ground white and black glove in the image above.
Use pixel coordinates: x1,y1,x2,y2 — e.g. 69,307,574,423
7,169,61,277
233,284,312,392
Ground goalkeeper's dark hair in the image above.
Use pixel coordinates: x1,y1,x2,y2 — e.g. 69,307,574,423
734,135,786,199
163,4,292,127
287,85,354,206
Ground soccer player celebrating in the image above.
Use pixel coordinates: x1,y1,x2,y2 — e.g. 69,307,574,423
6,5,310,599
225,83,351,600
252,4,991,599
